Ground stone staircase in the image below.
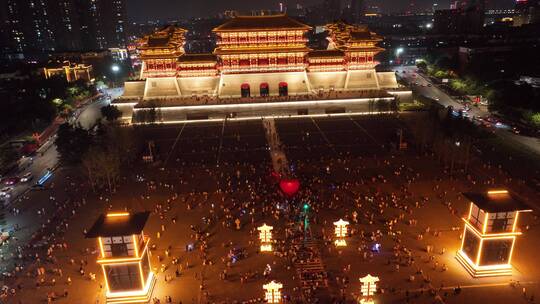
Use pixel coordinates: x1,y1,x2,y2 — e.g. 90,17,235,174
262,118,289,175
293,238,329,300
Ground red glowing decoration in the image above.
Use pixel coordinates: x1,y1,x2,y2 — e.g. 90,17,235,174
279,179,300,196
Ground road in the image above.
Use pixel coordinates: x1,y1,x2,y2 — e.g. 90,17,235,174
393,65,540,157
1,89,120,209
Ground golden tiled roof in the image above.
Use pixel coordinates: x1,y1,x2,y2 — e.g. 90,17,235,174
213,14,312,32
139,25,187,50
325,21,383,52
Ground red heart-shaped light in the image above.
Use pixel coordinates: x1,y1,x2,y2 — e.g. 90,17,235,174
280,179,300,196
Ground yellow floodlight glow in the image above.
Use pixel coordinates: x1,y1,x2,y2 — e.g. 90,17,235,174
475,238,484,265
106,212,130,217
457,193,527,278
98,237,105,258
482,212,488,234
487,190,508,195
138,262,145,289
512,212,520,232
101,264,111,294
89,212,155,304
133,234,140,258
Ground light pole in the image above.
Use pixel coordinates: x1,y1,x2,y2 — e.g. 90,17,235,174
302,203,309,242
395,47,404,65
111,64,120,88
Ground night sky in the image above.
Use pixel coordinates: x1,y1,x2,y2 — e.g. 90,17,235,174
127,0,516,22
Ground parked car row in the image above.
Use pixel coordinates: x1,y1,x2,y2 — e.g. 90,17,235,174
0,172,33,186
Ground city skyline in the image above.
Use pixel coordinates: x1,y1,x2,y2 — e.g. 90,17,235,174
127,0,517,22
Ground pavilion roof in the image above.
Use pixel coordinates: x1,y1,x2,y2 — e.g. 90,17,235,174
86,212,150,238
213,14,312,32
139,25,187,49
325,21,383,51
463,191,532,213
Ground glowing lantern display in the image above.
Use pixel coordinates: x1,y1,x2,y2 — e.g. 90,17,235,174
334,219,350,247
279,179,300,196
258,223,274,252
86,212,156,304
359,274,379,304
456,190,531,277
263,280,283,303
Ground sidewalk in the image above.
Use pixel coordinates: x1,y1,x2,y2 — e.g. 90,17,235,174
262,118,289,176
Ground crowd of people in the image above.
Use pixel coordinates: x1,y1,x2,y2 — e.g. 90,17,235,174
1,115,538,303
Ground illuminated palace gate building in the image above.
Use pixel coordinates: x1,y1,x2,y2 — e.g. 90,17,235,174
456,190,531,277
116,14,404,122
86,212,156,303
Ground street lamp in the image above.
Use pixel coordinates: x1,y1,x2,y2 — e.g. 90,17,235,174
395,47,404,65
111,64,120,87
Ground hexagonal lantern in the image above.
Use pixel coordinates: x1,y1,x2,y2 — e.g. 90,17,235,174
86,212,156,303
456,190,531,277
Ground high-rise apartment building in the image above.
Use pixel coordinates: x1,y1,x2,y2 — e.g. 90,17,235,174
434,0,486,34
0,0,127,57
0,0,55,54
47,0,83,51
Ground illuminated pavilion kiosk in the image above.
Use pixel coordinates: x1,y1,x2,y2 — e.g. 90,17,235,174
86,212,156,303
115,15,408,123
456,190,531,277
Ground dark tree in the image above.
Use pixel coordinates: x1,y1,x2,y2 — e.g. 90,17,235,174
55,123,92,164
100,105,122,122
0,146,19,174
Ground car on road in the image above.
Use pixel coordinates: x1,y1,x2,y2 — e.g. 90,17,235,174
3,177,19,185
20,172,33,182
0,187,13,199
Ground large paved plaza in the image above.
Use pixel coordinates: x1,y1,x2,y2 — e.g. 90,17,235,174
2,114,539,304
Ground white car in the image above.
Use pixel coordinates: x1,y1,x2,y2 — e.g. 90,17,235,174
20,172,33,182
